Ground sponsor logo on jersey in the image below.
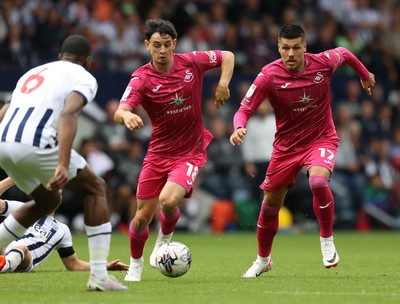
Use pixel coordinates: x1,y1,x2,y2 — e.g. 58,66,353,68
169,93,188,106
166,93,192,114
314,72,324,83
245,84,257,98
291,91,318,111
121,86,132,100
205,51,217,63
324,52,330,59
281,82,291,88
293,91,315,105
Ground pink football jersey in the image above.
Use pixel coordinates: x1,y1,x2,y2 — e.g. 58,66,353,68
120,51,223,157
235,47,369,152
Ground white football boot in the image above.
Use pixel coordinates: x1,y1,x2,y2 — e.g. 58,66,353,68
87,274,129,291
149,229,173,268
242,257,273,278
320,237,340,268
124,256,144,282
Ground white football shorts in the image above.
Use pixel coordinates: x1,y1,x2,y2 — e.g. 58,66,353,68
0,142,86,194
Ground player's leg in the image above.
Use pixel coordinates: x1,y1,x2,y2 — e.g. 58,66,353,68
0,144,61,249
147,181,187,267
306,140,339,268
242,187,287,278
149,155,204,268
0,244,30,273
125,197,158,282
66,157,127,291
0,199,24,217
0,199,32,273
242,150,301,278
0,187,60,250
124,157,167,280
0,242,32,272
308,165,339,268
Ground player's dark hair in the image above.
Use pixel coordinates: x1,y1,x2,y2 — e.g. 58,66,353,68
278,24,305,41
145,19,178,40
60,35,91,57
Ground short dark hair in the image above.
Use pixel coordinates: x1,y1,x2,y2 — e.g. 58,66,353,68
278,24,305,41
60,35,91,57
144,19,178,41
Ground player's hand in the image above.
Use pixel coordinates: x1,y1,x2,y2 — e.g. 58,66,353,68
361,72,376,96
123,112,144,131
214,84,230,109
230,128,247,146
244,162,257,178
47,165,68,191
107,259,129,271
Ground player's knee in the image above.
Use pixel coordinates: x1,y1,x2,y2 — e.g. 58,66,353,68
159,198,179,214
75,166,107,196
14,245,28,256
133,213,152,229
309,174,329,191
81,175,107,198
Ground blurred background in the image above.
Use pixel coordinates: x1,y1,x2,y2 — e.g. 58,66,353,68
1,0,400,234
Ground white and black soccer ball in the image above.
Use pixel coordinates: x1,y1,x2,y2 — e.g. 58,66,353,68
156,241,192,277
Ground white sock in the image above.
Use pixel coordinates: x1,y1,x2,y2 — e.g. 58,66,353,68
0,200,24,217
0,248,24,273
0,215,27,249
256,255,270,264
320,236,333,243
158,229,173,240
130,256,144,264
85,222,112,279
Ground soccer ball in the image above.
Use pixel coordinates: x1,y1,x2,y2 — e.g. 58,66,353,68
155,241,192,277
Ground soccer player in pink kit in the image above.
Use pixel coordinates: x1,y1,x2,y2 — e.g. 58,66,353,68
230,24,376,278
114,19,234,281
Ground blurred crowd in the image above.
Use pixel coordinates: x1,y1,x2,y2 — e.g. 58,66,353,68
1,0,400,232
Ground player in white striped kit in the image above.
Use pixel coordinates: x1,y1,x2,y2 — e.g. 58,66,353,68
0,197,128,273
0,35,127,291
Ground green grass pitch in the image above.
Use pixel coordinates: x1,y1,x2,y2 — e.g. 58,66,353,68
1,231,399,304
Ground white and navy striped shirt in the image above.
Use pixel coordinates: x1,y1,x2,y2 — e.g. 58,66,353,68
0,60,97,149
5,215,74,271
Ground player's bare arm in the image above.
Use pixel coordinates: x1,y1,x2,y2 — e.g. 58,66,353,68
114,105,144,131
230,127,247,146
0,103,9,123
48,92,85,191
106,259,129,271
215,51,234,109
62,253,128,271
361,72,376,96
0,177,14,196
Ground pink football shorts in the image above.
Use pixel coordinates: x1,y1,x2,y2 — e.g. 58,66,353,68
261,139,339,191
136,151,207,200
